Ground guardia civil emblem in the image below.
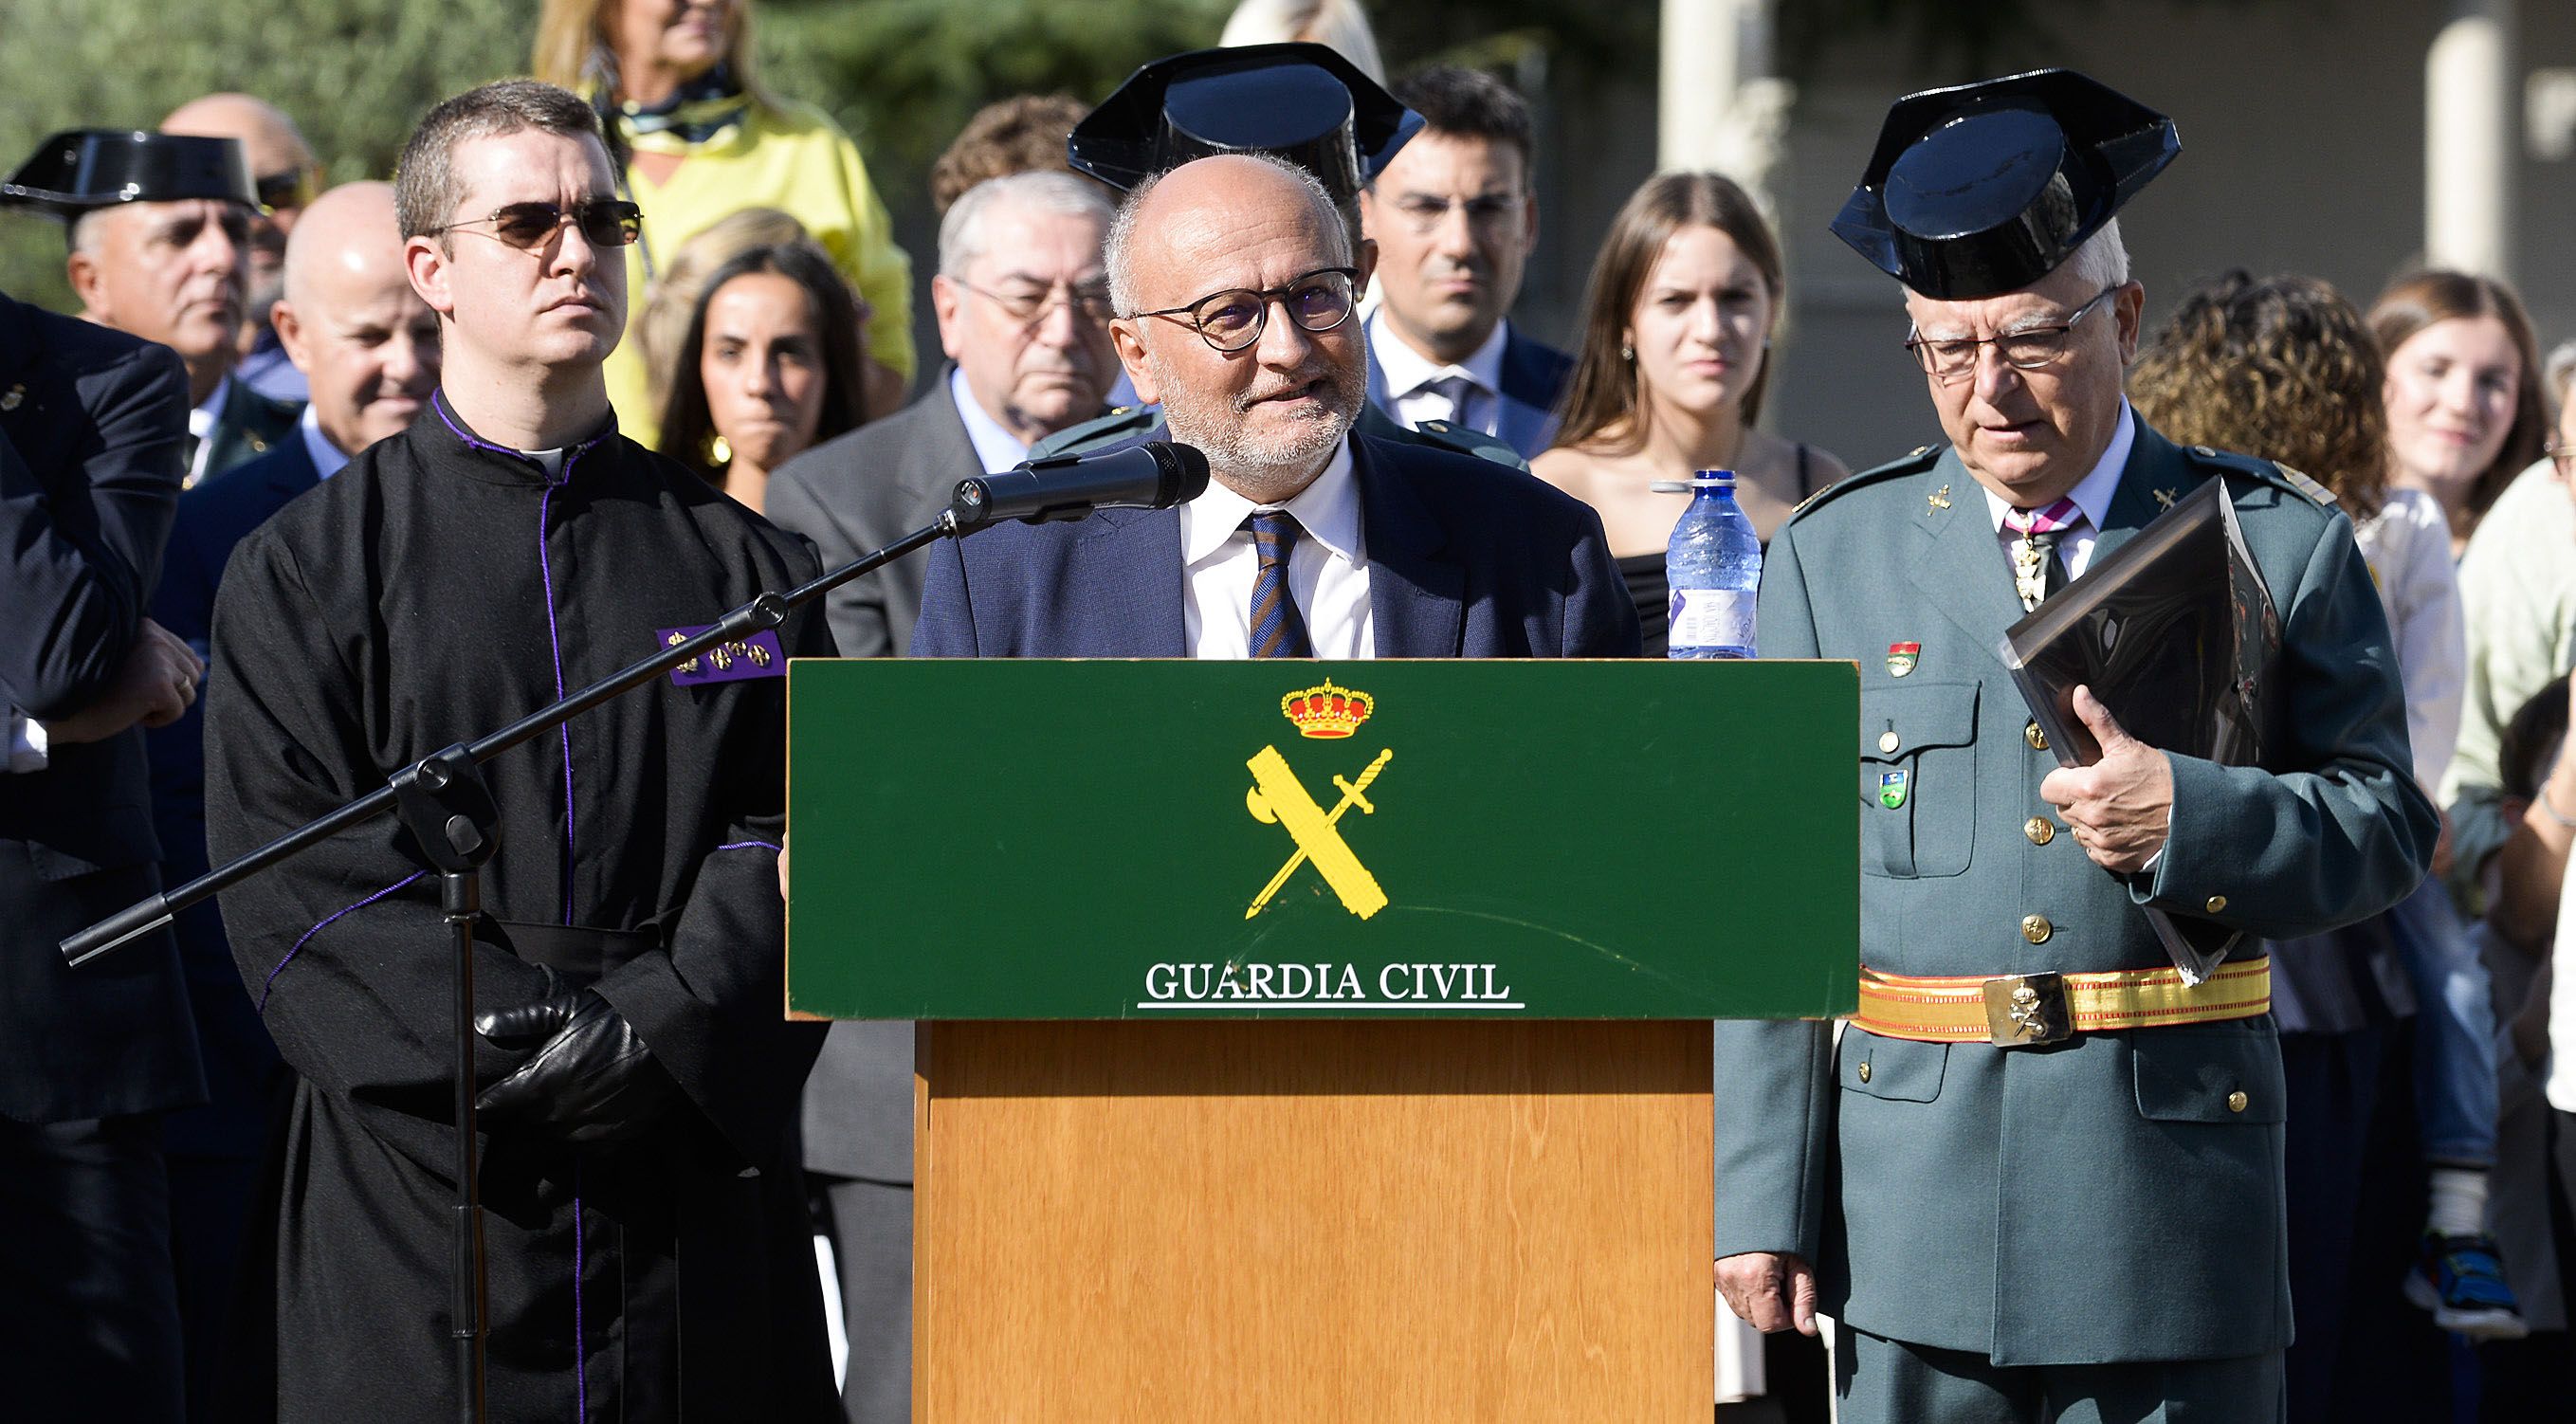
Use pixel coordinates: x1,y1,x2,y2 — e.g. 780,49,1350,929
1243,681,1392,920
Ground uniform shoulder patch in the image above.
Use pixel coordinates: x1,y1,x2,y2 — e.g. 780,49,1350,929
1785,443,1942,525
1410,418,1529,471
2183,443,2337,506
1025,405,1158,461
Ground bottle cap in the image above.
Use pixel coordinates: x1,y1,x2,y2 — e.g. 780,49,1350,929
1692,469,1736,486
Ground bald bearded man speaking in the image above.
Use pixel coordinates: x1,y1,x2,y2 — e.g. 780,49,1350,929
912,153,1634,660
143,180,440,1412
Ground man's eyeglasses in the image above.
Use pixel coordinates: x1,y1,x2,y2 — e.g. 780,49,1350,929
426,198,643,252
1904,284,2121,384
955,276,1115,326
1124,266,1360,354
254,169,318,216
2547,439,2575,480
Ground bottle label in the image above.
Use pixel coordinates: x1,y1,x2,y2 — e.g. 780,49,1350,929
1669,588,1755,654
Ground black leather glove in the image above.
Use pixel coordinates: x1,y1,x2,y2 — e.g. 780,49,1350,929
474,989,680,1145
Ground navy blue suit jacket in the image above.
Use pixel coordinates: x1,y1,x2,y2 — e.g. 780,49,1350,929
147,435,320,1154
1364,320,1576,460
912,434,1639,659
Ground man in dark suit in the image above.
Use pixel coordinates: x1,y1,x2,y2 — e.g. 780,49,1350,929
764,168,1118,1424
914,153,1635,662
1360,66,1573,459
144,179,438,1418
0,282,210,1418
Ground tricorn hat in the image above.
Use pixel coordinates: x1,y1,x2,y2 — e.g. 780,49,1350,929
1069,42,1422,203
1,129,257,220
1831,69,2178,300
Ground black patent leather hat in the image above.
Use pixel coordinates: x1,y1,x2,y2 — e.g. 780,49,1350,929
1069,42,1421,202
1,129,257,219
1832,69,2179,299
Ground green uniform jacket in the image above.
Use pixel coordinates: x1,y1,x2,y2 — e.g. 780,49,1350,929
1712,412,2436,1366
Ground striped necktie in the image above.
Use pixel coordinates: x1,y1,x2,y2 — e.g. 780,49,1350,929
2003,496,2083,611
1245,510,1315,659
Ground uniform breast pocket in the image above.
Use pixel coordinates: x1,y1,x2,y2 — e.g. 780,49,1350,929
1857,680,1979,878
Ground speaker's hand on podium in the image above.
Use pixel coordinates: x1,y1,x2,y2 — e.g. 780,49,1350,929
476,988,681,1145
1717,1251,1818,1336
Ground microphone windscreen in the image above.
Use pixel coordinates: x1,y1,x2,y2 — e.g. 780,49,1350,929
1151,441,1212,506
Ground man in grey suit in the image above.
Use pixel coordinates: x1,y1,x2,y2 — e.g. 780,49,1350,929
762,168,1119,1424
1712,72,2438,1420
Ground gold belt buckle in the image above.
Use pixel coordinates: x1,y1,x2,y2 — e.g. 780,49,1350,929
1982,971,2072,1047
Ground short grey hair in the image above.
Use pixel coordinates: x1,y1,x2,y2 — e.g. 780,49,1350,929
1105,154,1349,317
2058,219,2130,291
938,171,1115,279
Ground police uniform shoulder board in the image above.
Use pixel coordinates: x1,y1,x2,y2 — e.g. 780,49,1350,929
1785,442,1942,527
2182,444,2337,508
1025,406,1157,462
1410,418,1527,472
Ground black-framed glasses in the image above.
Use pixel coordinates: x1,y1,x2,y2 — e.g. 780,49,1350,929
254,169,318,215
427,198,643,252
954,276,1115,325
1904,284,2120,384
2548,440,2575,479
1124,266,1360,354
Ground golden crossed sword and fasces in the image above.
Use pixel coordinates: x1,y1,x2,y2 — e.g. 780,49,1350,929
1243,746,1394,920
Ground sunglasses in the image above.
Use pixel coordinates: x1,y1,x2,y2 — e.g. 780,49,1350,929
427,197,643,252
254,169,318,215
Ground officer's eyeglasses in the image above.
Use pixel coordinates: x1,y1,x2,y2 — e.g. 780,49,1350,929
427,198,643,252
955,277,1116,326
1904,285,2120,384
1124,266,1360,354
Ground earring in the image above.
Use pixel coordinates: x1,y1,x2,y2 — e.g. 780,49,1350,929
708,433,733,466
1618,341,1634,362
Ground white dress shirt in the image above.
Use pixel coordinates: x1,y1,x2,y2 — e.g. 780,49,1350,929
1178,439,1373,659
948,366,1032,475
1368,312,1508,438
187,375,229,487
298,403,353,481
1979,398,2138,581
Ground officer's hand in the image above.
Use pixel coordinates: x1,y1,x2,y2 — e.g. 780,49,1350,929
776,832,790,901
43,620,205,743
1717,1251,1818,1336
2038,685,2172,875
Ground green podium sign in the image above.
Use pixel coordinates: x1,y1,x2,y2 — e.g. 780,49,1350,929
787,659,1856,1020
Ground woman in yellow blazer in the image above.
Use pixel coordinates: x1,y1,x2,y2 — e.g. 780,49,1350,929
535,0,913,444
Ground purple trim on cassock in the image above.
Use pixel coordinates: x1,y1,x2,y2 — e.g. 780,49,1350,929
573,1159,587,1420
259,870,428,1011
537,479,575,927
658,625,787,686
715,840,783,852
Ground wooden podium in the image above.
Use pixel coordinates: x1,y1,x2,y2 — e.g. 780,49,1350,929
788,661,1856,1422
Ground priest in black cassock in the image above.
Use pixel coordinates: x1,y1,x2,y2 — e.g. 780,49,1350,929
203,81,837,1421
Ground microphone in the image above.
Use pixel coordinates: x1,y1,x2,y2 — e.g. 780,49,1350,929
948,441,1211,531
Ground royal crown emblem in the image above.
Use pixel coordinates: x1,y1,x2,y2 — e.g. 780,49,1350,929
1281,680,1373,739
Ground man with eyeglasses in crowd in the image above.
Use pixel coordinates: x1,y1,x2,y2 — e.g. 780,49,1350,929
1712,72,2432,1422
762,167,1118,1424
912,151,1634,662
163,93,327,406
1358,65,1570,460
202,79,836,1420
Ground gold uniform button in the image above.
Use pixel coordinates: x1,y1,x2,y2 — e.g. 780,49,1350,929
2205,895,2229,914
1856,1062,1873,1084
2227,1090,2249,1114
2021,914,2053,944
2025,816,2055,846
1878,730,1901,754
2025,721,2049,751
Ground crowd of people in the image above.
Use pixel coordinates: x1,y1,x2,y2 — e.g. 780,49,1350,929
3,0,2574,1421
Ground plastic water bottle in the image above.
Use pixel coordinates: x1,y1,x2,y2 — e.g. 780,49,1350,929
1666,469,1761,659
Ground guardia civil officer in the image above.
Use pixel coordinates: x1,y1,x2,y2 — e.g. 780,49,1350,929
1709,71,2437,1421
1030,42,1528,470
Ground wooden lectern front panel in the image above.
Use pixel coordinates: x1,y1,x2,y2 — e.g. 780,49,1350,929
915,1020,1712,1422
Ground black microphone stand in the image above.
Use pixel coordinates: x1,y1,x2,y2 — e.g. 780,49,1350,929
61,502,976,1424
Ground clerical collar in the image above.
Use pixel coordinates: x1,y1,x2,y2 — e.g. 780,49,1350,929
1980,398,2136,535
429,390,616,485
